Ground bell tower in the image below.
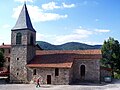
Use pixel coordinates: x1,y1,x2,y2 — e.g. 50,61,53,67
10,3,36,83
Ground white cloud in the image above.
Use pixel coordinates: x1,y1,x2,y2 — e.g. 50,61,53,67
41,2,75,10
36,33,86,45
36,27,106,45
62,3,75,8
14,0,33,3
36,33,45,41
42,2,61,10
81,41,102,45
54,34,85,45
75,29,92,35
12,5,24,19
36,33,58,43
53,28,93,44
95,29,110,33
35,28,93,45
2,24,11,29
33,13,67,22
0,30,11,44
12,5,68,22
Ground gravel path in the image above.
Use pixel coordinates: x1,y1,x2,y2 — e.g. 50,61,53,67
0,79,120,90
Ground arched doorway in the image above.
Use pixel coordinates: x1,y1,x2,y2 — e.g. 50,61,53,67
80,65,85,79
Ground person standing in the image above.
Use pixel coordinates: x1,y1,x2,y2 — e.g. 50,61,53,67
36,78,40,87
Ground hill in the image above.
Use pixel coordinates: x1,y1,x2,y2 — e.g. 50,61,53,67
36,41,102,50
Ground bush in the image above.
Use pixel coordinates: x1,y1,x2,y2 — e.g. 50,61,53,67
114,73,120,79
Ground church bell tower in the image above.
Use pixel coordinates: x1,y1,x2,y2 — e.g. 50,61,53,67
10,3,36,83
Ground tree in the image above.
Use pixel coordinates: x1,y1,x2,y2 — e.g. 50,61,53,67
101,37,120,77
0,49,5,68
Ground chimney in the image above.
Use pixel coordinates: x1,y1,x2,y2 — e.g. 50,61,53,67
2,43,4,45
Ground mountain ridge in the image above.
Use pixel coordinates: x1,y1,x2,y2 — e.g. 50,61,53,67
36,41,102,50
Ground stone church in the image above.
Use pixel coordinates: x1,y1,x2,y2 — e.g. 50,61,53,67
1,4,103,84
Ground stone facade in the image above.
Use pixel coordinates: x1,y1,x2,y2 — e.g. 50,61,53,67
26,59,100,84
2,47,10,70
72,60,100,83
10,3,35,83
28,68,71,85
11,30,36,46
10,30,36,83
10,46,28,83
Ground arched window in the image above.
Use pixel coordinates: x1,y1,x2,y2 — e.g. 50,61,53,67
80,65,85,78
30,34,34,45
16,32,22,44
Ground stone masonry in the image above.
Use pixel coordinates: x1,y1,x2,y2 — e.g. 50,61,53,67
28,68,71,85
10,30,36,83
72,59,100,83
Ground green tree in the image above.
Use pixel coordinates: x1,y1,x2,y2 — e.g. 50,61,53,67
101,37,120,78
0,49,5,68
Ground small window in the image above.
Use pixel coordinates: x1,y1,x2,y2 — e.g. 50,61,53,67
30,34,34,45
55,68,59,76
33,69,36,75
8,57,10,62
16,32,22,45
16,58,19,60
80,65,85,77
9,49,10,53
7,66,10,71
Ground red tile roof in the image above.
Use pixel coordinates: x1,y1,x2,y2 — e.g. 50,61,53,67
0,45,11,48
27,49,102,68
36,49,101,55
26,62,73,68
27,53,73,68
101,67,112,71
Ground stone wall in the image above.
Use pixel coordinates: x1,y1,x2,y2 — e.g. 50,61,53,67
11,30,36,46
69,65,73,84
10,46,28,83
3,48,10,57
2,48,10,70
10,29,36,83
72,59,100,83
28,67,70,85
27,46,36,63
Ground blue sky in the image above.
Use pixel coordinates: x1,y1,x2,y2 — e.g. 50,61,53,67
0,0,120,45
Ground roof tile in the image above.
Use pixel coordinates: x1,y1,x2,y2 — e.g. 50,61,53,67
27,49,102,68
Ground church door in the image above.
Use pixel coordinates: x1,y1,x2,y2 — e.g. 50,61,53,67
47,75,51,84
80,65,85,79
